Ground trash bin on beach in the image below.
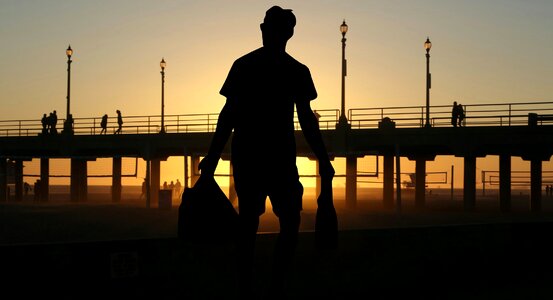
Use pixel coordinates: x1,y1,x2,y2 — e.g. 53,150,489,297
159,189,172,210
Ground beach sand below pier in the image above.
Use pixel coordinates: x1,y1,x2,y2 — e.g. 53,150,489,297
3,186,553,245
2,187,553,299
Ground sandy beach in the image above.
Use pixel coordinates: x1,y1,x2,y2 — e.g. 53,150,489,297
2,186,553,299
3,186,553,245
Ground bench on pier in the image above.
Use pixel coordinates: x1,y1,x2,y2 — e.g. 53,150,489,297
528,113,553,126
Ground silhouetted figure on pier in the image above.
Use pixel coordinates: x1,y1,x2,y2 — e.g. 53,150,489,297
33,180,40,202
451,101,459,127
50,111,58,134
199,6,334,298
174,179,182,198
41,113,48,134
140,178,147,200
100,114,108,135
24,182,30,198
458,104,465,127
63,113,74,134
115,110,123,134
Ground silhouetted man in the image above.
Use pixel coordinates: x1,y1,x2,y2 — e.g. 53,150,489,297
100,114,108,134
115,110,123,134
41,113,48,134
199,6,335,297
63,113,74,134
451,101,458,127
50,110,58,134
140,178,147,200
457,103,465,127
174,179,182,199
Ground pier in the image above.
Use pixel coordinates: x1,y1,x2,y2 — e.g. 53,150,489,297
1,101,552,212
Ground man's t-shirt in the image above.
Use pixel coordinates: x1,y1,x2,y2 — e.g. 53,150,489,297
220,47,317,170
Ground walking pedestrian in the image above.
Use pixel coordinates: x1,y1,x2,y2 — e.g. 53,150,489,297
100,114,108,134
115,110,123,134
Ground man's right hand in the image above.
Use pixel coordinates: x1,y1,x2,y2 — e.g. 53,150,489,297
198,154,219,177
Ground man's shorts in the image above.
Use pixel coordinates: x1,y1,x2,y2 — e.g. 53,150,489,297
232,164,303,218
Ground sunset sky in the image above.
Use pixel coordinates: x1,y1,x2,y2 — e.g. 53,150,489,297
1,0,552,189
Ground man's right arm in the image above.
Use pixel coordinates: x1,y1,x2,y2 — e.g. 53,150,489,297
198,99,235,176
297,101,334,180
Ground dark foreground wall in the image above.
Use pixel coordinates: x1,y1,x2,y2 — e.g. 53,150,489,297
2,222,553,299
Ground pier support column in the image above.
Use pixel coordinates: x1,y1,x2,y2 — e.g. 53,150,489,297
14,160,23,201
81,161,88,201
499,155,511,212
530,159,542,212
383,154,394,209
191,155,201,186
229,162,237,205
112,157,122,203
70,159,88,202
345,155,357,209
415,158,426,209
184,155,189,188
151,159,160,207
40,158,49,202
145,159,151,208
0,159,6,202
395,147,402,213
70,160,77,202
463,156,477,211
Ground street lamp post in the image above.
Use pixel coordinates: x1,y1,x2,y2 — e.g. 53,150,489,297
339,20,349,126
64,45,74,134
424,37,432,128
160,58,166,134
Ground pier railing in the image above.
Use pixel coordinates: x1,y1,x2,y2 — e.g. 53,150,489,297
0,109,341,137
348,101,553,129
0,102,552,136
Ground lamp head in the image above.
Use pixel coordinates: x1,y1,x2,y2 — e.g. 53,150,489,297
66,45,73,58
424,37,432,53
160,58,166,70
340,19,348,36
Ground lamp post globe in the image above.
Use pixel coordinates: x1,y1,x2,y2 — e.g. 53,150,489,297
66,45,73,58
340,20,348,36
424,37,432,52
